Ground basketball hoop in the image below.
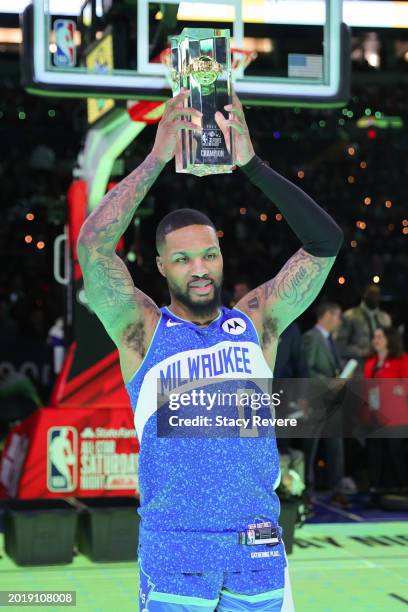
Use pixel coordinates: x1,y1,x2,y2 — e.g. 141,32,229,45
230,47,257,72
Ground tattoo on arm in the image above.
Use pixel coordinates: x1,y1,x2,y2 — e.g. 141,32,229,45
247,296,260,310
80,246,158,346
78,153,165,256
264,251,324,309
245,248,336,334
76,154,162,348
87,255,136,312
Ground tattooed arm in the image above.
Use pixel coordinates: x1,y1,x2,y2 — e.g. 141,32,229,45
77,88,201,358
76,152,164,350
238,250,337,339
236,155,343,340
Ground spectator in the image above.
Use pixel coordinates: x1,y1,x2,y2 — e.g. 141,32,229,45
336,284,392,374
363,326,408,501
229,278,251,308
275,321,310,455
301,302,352,508
275,321,310,380
0,370,42,440
47,316,65,375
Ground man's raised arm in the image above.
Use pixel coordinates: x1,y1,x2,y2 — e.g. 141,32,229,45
76,152,165,347
238,154,343,337
214,91,344,338
76,88,202,350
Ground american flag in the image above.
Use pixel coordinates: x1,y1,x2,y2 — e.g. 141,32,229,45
288,54,323,79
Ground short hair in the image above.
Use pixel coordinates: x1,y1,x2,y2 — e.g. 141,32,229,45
155,208,216,254
316,301,341,320
363,283,380,295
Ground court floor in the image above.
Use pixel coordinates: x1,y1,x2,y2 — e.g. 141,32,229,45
0,519,407,611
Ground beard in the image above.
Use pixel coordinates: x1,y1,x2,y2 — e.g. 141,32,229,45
364,297,379,310
168,276,223,319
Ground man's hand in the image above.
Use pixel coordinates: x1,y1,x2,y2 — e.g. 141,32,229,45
214,90,255,166
298,398,310,418
327,377,351,393
151,88,203,163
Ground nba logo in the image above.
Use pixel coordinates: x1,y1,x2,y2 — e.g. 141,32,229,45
47,427,77,492
54,19,77,67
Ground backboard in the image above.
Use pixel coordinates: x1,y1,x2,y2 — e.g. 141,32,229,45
21,0,350,106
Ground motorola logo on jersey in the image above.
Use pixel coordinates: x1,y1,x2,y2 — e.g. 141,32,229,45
222,317,246,335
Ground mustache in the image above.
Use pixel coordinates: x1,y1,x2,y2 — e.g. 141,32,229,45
188,278,214,286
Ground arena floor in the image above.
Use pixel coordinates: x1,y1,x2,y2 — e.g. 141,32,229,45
1,501,407,612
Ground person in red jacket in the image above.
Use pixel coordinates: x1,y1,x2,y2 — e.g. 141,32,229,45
363,326,408,501
364,327,408,380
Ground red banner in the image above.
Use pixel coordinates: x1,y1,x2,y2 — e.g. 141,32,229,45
0,406,139,499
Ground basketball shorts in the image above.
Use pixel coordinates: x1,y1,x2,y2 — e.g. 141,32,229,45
138,550,295,611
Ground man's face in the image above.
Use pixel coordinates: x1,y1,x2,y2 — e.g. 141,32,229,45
327,308,342,331
364,287,381,309
156,225,223,316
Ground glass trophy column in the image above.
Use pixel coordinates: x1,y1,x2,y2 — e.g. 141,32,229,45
170,28,235,177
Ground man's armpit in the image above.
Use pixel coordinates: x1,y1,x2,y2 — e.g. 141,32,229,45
261,314,279,350
122,320,146,358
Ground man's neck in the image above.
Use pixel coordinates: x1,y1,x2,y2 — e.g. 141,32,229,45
361,300,378,313
167,302,221,326
316,322,330,333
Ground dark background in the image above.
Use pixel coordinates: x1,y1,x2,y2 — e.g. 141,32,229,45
0,8,407,401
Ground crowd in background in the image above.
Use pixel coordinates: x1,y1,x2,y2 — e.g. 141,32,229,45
268,285,408,511
0,73,407,507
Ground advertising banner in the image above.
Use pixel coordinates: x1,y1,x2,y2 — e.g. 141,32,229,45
0,406,139,499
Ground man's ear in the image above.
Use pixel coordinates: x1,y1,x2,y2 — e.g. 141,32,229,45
156,255,166,277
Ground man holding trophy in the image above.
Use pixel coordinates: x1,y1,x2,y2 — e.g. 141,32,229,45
77,29,343,612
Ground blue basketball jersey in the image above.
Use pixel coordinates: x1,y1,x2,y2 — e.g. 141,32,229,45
125,305,287,575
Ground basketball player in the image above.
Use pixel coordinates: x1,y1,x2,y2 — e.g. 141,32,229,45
77,88,343,611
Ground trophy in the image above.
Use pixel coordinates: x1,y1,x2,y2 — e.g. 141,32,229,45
169,28,234,177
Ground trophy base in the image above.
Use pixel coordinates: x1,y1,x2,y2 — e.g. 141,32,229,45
176,164,234,177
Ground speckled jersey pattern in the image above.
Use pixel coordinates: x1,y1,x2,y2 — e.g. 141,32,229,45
125,306,294,609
